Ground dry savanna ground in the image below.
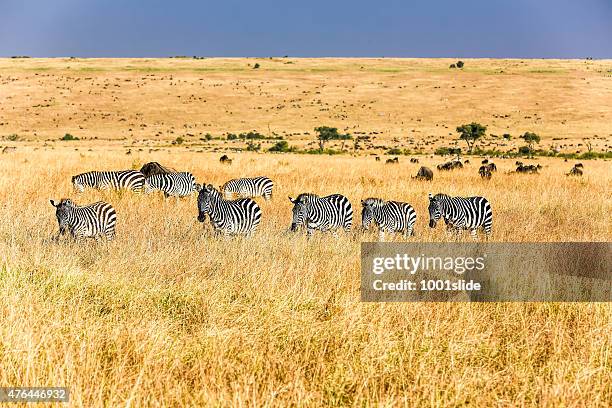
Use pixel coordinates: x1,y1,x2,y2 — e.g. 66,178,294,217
1,147,610,406
0,58,611,406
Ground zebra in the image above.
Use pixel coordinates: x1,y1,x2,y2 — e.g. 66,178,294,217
221,176,274,200
197,184,261,236
361,198,416,240
144,172,199,197
72,170,145,192
428,193,492,239
50,198,117,241
288,193,353,236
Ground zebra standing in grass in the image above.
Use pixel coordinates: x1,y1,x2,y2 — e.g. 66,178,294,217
50,199,117,241
72,170,145,192
144,172,199,197
197,184,261,236
361,198,416,240
288,193,353,236
428,193,492,238
221,176,274,200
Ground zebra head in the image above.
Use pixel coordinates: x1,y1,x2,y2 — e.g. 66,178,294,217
197,184,218,222
361,198,382,231
71,175,85,193
50,198,74,225
428,193,442,228
288,195,309,231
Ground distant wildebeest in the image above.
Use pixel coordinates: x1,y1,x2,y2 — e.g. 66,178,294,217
567,166,583,176
463,159,470,164
375,156,381,162
386,157,399,164
50,198,117,241
140,162,176,177
481,159,489,165
437,160,463,171
515,161,523,167
413,166,434,181
485,162,497,172
220,154,232,165
574,163,584,169
516,164,539,174
479,166,492,179
410,158,419,163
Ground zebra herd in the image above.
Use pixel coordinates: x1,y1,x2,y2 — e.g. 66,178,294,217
50,166,493,241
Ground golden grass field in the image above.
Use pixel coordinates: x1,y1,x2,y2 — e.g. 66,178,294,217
0,58,611,406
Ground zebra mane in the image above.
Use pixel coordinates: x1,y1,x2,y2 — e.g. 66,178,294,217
433,193,450,200
362,197,384,207
295,193,318,202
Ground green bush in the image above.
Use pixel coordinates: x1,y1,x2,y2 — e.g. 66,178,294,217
227,133,238,140
435,147,462,156
268,140,295,153
246,142,261,152
60,133,79,141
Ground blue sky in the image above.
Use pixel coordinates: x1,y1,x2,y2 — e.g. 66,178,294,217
0,0,610,58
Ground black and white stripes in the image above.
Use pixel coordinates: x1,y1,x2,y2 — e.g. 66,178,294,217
288,193,353,235
50,199,117,241
221,176,274,200
428,193,492,238
72,170,145,192
361,198,417,240
144,172,199,197
197,184,262,236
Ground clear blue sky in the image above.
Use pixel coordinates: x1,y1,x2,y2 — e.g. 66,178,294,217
1,0,610,58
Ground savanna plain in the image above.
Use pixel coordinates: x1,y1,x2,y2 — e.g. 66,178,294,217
0,58,611,406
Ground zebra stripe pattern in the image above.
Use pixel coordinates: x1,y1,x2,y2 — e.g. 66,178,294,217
50,199,117,241
144,172,199,197
197,184,262,236
289,193,353,235
361,197,416,240
72,170,145,192
221,176,274,200
428,193,492,238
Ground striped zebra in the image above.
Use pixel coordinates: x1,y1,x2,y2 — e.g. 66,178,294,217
361,198,416,240
197,184,262,236
144,172,199,197
428,193,492,238
50,199,117,241
288,193,353,236
221,176,274,200
72,170,145,192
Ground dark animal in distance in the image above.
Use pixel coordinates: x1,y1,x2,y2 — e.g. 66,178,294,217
437,160,463,171
479,166,492,179
574,163,584,169
139,162,176,177
567,166,583,176
516,164,540,174
386,157,399,164
413,166,434,181
220,155,232,165
481,159,489,165
375,156,381,161
410,158,419,163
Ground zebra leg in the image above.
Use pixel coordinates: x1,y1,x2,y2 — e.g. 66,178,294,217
378,229,385,241
306,228,314,237
405,226,414,238
470,229,478,240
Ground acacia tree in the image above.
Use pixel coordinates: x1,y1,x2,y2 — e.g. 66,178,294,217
314,126,351,151
456,122,487,154
520,132,541,156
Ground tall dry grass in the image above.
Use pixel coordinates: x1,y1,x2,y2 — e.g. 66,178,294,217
0,147,610,406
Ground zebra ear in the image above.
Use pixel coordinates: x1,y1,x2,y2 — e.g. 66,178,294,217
288,196,295,204
361,200,365,205
50,199,57,207
428,193,433,200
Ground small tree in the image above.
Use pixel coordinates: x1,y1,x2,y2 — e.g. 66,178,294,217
314,126,351,151
456,122,486,154
520,132,540,155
